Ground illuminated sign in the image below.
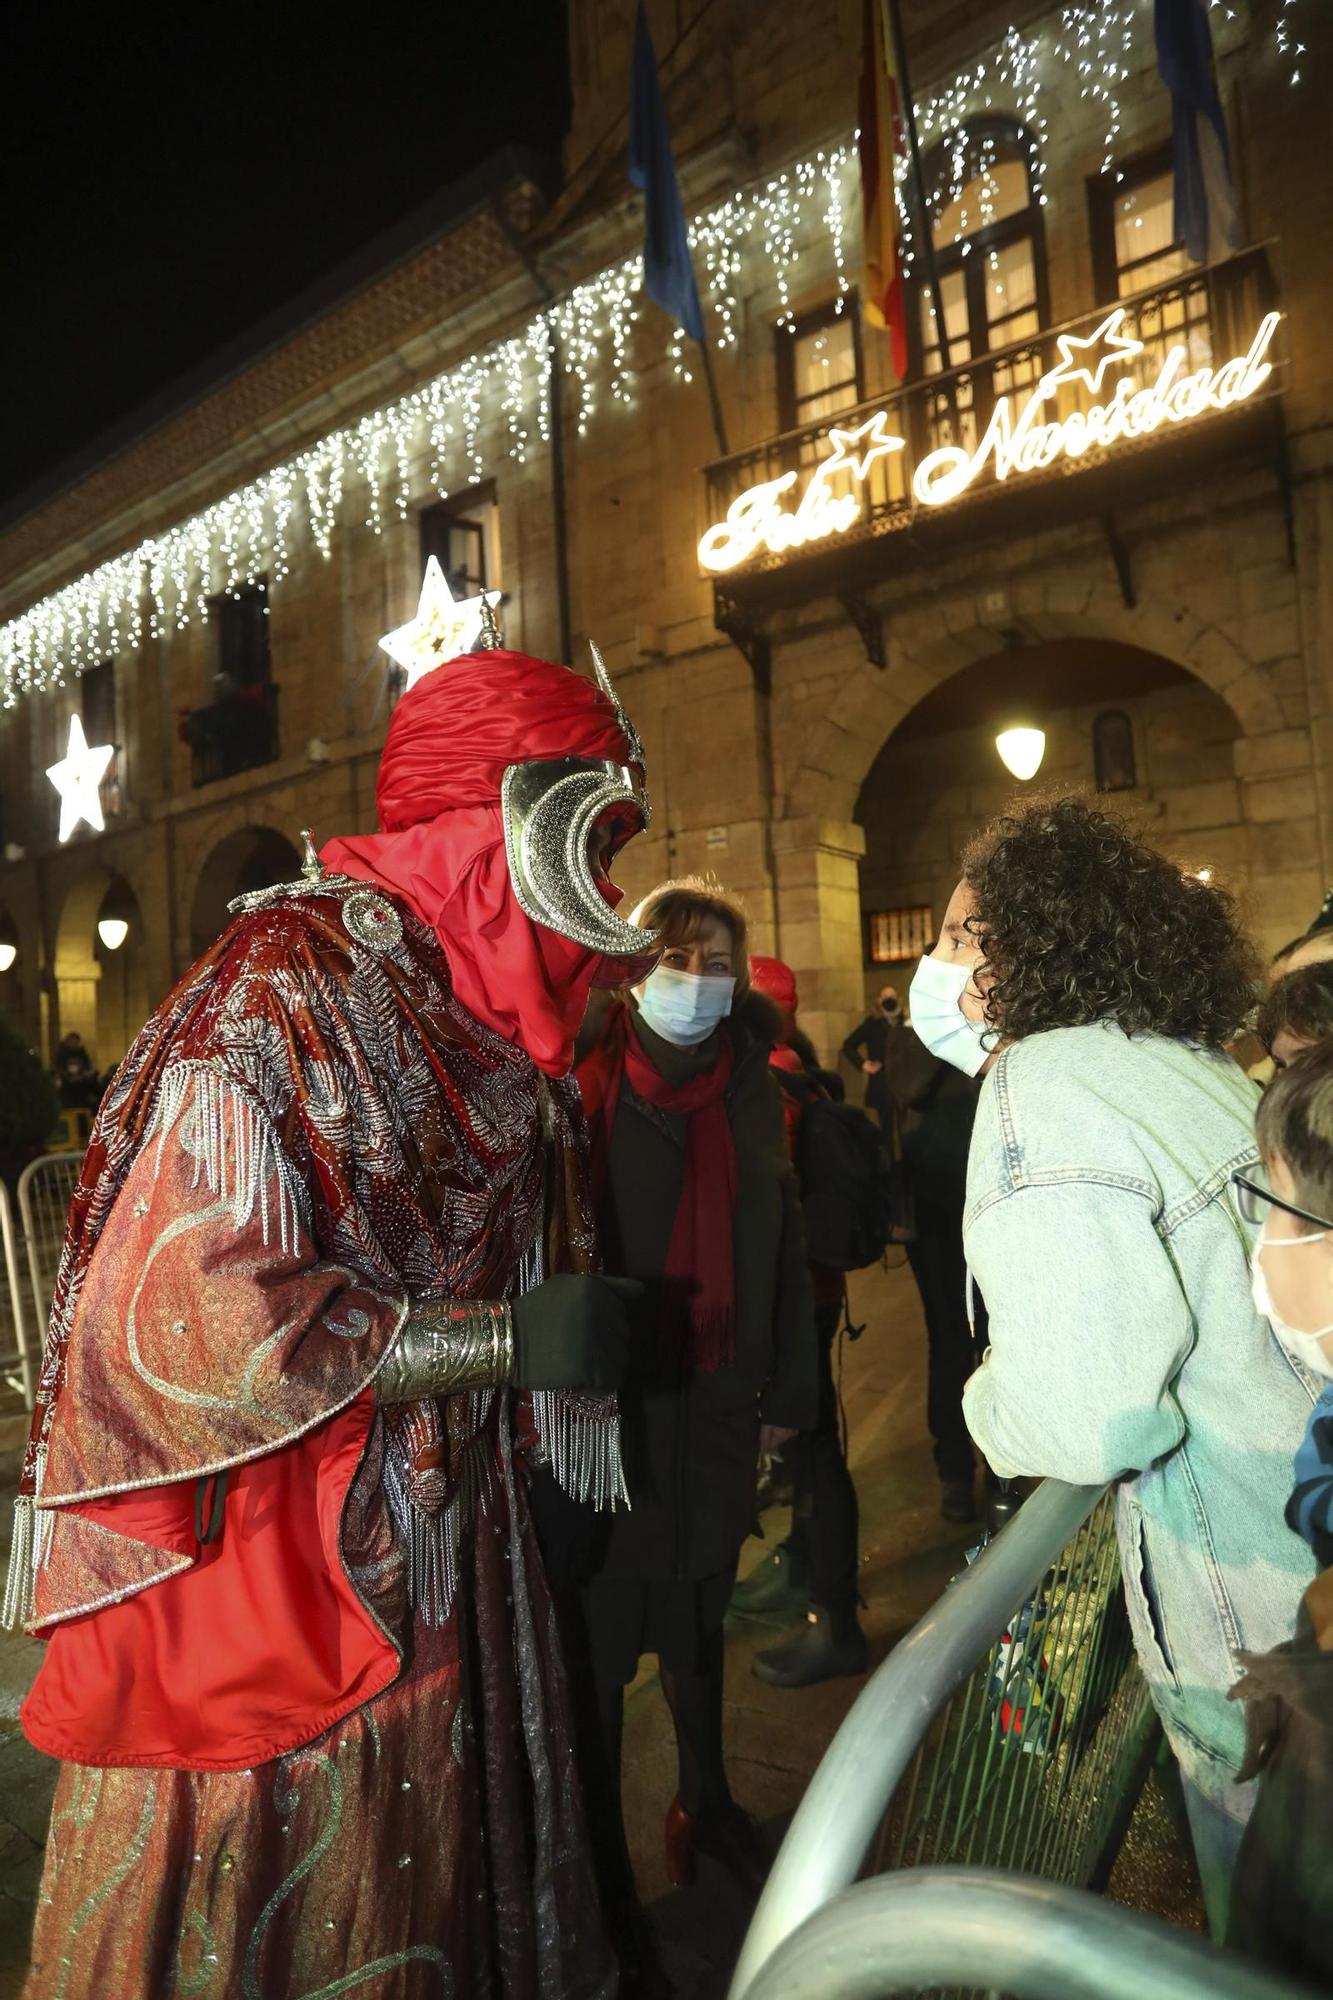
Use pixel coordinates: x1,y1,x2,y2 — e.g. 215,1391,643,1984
697,309,1282,573
698,413,904,573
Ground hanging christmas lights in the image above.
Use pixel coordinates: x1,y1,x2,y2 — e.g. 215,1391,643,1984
1,3,1313,706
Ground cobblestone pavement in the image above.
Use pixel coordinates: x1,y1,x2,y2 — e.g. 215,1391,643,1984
0,1255,1202,1997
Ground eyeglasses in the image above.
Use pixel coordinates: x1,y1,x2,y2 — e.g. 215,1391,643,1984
1232,1169,1333,1234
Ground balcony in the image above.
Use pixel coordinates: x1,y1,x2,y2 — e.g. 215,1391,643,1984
183,681,280,788
701,249,1283,647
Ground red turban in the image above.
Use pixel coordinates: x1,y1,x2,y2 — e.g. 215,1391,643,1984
322,648,643,1078
376,648,631,830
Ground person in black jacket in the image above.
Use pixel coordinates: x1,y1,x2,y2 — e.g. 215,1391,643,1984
841,984,903,1128
880,1020,988,1522
560,878,816,1996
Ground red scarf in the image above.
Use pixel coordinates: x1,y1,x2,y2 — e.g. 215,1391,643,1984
578,1004,737,1371
320,645,652,1077
322,808,619,1078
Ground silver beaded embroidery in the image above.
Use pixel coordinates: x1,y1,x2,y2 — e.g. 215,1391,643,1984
342,889,404,956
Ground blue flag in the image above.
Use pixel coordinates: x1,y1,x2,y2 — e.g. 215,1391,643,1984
1154,0,1240,265
628,0,705,343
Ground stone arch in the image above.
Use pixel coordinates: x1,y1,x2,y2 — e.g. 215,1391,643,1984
53,866,149,1071
188,825,303,957
785,586,1289,823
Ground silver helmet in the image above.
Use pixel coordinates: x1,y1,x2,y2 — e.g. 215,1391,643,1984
499,643,658,964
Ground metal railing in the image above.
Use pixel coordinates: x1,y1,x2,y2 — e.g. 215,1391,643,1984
185,680,280,787
0,1181,35,1405
730,1480,1163,2000
878,1487,1151,1891
11,1152,83,1406
703,246,1278,572
740,1869,1308,2000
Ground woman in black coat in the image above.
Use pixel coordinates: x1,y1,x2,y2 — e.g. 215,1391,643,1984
568,876,816,1985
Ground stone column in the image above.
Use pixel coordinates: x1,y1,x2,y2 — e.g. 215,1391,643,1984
770,816,866,1065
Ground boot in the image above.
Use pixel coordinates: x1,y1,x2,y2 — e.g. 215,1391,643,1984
751,1606,868,1688
664,1796,770,1898
730,1542,808,1618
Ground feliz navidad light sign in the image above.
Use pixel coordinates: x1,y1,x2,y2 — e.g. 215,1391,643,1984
697,308,1282,575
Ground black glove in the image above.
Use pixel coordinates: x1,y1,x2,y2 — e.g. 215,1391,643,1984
512,1273,640,1394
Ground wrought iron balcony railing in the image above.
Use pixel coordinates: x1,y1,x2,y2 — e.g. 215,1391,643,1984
183,681,280,789
700,247,1280,589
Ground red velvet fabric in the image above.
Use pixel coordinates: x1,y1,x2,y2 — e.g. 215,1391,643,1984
577,1004,738,1370
374,647,630,830
24,1394,394,1770
323,645,645,1078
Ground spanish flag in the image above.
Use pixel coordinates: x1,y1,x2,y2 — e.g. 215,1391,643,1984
859,0,908,381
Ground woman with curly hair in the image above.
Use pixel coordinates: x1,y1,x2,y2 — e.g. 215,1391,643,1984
907,797,1316,1939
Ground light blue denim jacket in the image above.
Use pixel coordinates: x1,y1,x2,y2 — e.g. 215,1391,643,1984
962,1023,1317,1798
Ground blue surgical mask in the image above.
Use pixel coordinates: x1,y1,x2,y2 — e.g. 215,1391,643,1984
908,954,993,1078
636,966,735,1048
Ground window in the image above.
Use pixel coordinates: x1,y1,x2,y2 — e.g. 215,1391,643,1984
912,121,1048,382
777,297,864,439
1093,710,1137,792
208,578,271,691
867,906,934,964
420,484,500,602
1091,151,1190,303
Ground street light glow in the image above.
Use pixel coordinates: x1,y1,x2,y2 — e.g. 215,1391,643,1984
996,727,1046,781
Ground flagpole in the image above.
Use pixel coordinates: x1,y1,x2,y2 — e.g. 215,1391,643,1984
885,0,952,373
699,340,730,459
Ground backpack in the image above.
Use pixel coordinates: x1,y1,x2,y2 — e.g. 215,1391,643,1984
779,1071,897,1270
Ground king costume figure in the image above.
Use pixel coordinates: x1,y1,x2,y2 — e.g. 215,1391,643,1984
6,603,660,1999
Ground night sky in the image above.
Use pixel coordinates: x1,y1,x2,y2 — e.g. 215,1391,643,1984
0,2,570,519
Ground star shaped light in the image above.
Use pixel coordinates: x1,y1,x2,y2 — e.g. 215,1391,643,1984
379,556,502,692
47,715,114,843
1040,310,1145,398
822,410,906,481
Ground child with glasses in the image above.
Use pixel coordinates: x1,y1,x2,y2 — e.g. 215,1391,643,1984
1228,1041,1333,1982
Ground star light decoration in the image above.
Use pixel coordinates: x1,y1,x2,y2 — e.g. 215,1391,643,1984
1040,310,1144,397
379,557,502,692
46,715,114,842
823,411,906,481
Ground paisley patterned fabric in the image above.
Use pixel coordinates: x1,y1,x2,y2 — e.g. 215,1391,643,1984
15,877,617,1998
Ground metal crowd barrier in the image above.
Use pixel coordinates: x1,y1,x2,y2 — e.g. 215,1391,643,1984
730,1480,1185,2000
0,1151,84,1411
0,1180,34,1404
740,1869,1308,2000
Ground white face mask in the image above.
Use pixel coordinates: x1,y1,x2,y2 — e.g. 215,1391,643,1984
1251,1226,1333,1379
908,954,993,1078
636,965,736,1048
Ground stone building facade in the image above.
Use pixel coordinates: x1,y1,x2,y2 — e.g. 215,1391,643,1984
1,0,1330,1073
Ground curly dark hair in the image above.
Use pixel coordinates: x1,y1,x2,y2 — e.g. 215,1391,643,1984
1257,963,1333,1058
960,796,1257,1047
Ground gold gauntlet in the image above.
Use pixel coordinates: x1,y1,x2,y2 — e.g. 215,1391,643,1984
375,1301,516,1402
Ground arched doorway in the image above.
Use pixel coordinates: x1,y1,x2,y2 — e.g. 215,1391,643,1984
189,826,302,957
53,868,148,1073
853,637,1271,1008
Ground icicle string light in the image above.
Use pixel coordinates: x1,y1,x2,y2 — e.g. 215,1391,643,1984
1,1,1313,703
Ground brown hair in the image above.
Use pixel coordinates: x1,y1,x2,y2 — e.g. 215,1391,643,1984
632,875,751,1000
960,795,1256,1048
1257,1040,1333,1221
1257,964,1333,1059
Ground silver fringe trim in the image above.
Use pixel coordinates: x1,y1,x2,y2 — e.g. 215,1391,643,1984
2,1446,49,1632
381,1397,496,1628
148,1064,305,1251
530,1389,628,1510
517,1232,628,1512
